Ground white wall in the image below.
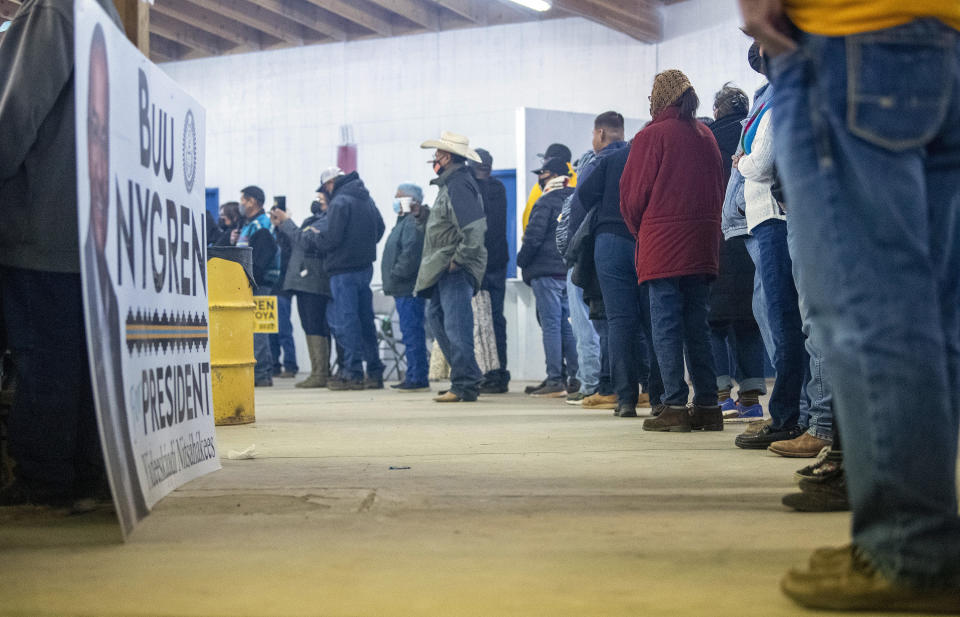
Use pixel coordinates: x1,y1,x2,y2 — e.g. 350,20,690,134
162,0,764,379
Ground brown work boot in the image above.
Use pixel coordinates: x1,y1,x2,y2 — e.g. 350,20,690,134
637,392,651,408
296,336,329,388
781,545,960,613
768,431,832,458
642,405,692,432
434,391,476,403
582,393,618,410
690,404,724,431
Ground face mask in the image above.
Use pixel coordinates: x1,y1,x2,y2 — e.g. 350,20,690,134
748,43,767,76
310,200,323,215
538,177,548,190
392,199,403,214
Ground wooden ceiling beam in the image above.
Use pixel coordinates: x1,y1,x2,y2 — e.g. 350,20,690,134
149,31,189,61
553,0,661,41
149,10,229,56
194,0,311,46
152,0,274,50
365,0,440,31
303,0,393,36
433,0,485,25
253,0,348,41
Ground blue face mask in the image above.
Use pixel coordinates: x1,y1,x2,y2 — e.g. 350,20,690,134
392,199,402,214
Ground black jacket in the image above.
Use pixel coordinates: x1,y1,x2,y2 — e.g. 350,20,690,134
576,145,633,239
517,186,573,284
708,236,756,323
477,176,509,274
312,172,385,275
710,111,748,188
381,211,426,297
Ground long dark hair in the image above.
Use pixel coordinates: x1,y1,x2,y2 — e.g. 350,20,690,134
677,88,699,121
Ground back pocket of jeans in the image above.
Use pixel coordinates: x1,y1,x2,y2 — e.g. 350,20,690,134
846,34,951,151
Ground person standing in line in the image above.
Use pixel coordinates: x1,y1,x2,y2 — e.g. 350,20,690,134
236,186,279,388
270,191,332,389
313,167,385,391
268,196,298,379
619,70,725,433
517,157,579,397
382,183,430,392
470,149,512,394
522,143,577,230
707,83,768,422
416,132,488,403
557,112,629,405
741,0,960,610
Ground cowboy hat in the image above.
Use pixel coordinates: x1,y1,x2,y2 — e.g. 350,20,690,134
420,131,482,163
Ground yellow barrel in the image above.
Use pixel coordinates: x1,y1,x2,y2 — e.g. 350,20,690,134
208,257,256,425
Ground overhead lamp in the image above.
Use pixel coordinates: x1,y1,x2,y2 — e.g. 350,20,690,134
0,21,10,33
505,0,552,12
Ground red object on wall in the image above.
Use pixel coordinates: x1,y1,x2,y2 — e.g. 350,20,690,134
337,144,357,174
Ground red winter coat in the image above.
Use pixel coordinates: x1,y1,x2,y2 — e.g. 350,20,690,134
619,106,725,284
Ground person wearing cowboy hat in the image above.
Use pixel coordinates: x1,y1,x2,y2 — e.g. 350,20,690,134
415,132,488,403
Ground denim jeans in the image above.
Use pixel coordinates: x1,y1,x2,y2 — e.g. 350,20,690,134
647,276,717,406
269,292,298,373
531,276,579,383
395,295,428,386
594,318,613,395
567,269,601,393
426,268,483,398
482,268,508,382
329,266,384,381
594,233,661,406
770,19,960,586
252,285,275,381
743,220,806,430
709,320,768,394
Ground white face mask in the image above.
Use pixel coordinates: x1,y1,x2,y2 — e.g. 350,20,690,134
396,197,413,213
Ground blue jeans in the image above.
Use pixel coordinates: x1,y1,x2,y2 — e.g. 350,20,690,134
648,276,717,406
531,276,579,383
426,268,483,399
709,320,768,394
269,292,298,373
594,318,613,395
771,19,960,586
743,220,806,430
253,285,275,381
329,266,384,381
395,295,428,386
567,269,601,393
594,233,661,406
482,268,509,382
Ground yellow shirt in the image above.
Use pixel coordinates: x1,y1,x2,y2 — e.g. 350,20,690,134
784,0,960,36
521,162,578,230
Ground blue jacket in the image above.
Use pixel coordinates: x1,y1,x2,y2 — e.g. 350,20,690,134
722,83,772,240
556,140,628,257
312,172,385,275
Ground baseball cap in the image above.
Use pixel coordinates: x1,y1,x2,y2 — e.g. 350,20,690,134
468,148,493,171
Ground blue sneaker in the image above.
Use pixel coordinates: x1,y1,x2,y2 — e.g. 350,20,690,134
724,402,764,422
720,398,738,412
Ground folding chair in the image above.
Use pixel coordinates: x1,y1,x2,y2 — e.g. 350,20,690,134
371,288,406,382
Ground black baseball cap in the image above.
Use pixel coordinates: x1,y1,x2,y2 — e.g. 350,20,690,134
532,157,569,176
537,143,572,163
468,147,493,170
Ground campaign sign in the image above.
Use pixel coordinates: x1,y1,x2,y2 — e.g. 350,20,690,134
75,0,220,539
253,296,279,334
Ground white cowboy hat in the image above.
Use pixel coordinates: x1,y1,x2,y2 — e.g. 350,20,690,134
420,131,482,163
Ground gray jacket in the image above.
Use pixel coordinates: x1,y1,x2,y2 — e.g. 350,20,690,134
0,0,123,272
721,83,772,240
278,214,331,297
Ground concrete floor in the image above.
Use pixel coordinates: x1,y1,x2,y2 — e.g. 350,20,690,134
0,380,916,616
